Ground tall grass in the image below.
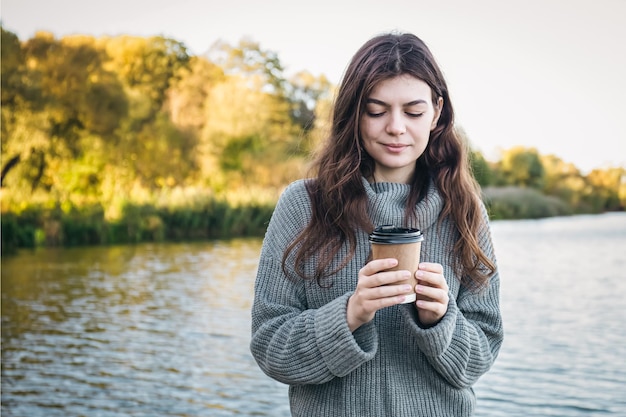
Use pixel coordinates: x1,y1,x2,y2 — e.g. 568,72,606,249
1,187,277,254
1,185,591,254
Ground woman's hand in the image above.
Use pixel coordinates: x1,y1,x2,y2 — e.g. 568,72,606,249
414,262,450,327
347,258,414,332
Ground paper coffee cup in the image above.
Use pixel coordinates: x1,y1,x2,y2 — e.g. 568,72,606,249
369,225,424,304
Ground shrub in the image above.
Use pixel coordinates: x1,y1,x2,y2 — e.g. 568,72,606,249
482,186,572,220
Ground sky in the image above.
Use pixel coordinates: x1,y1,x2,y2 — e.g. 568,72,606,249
2,0,625,173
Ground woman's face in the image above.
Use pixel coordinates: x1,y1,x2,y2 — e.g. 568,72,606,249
360,75,442,183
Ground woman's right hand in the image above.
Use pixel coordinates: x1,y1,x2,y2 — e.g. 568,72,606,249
346,258,414,332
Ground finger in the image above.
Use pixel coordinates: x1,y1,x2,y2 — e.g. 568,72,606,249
415,298,448,316
360,258,398,276
366,293,413,311
363,286,416,309
415,284,448,303
415,270,447,289
418,262,444,274
361,270,413,289
353,283,413,318
365,283,414,300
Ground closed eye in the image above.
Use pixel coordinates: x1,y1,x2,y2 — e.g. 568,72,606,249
366,111,424,118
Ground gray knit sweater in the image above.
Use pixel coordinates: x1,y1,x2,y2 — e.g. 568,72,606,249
250,178,503,416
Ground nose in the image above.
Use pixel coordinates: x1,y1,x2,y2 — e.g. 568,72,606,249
386,111,406,136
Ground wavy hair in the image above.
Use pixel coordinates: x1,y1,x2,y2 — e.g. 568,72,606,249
283,32,495,290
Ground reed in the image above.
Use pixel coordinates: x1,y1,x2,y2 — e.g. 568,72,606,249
0,185,595,254
0,187,277,254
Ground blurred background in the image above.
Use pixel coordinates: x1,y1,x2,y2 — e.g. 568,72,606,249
1,1,625,416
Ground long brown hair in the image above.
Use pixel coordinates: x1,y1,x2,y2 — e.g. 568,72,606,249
283,32,495,289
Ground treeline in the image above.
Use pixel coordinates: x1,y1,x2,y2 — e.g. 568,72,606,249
1,27,624,253
470,145,625,219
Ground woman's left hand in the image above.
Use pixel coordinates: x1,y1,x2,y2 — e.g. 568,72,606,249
414,262,449,327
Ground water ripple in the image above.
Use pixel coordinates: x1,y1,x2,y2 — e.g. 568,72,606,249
3,215,626,416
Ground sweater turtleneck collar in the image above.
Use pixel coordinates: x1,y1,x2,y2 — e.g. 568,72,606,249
361,177,443,232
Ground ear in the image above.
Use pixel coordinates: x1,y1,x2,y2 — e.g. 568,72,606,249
430,97,444,131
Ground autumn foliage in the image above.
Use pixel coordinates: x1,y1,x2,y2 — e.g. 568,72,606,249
1,27,623,251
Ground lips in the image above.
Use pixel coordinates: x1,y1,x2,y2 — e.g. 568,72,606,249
382,143,409,153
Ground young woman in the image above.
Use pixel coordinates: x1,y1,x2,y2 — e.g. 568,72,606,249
250,32,503,416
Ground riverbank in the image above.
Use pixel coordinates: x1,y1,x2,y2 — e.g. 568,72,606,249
1,186,620,254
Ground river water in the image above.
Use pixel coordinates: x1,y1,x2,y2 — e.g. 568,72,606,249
2,213,625,416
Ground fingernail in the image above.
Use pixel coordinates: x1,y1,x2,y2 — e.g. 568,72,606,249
403,293,416,303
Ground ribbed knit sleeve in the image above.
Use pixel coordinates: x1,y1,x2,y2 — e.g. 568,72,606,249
399,202,503,389
250,181,378,385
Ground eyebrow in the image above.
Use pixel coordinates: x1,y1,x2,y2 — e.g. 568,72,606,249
365,98,428,106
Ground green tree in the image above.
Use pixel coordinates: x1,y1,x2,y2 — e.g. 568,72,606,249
583,167,625,212
164,56,225,134
97,35,196,190
541,154,585,207
499,146,545,188
199,74,301,189
470,150,493,186
208,37,286,93
302,84,335,159
285,71,333,136
1,27,29,188
200,38,312,189
100,35,189,119
1,30,128,196
1,27,25,107
452,127,493,187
